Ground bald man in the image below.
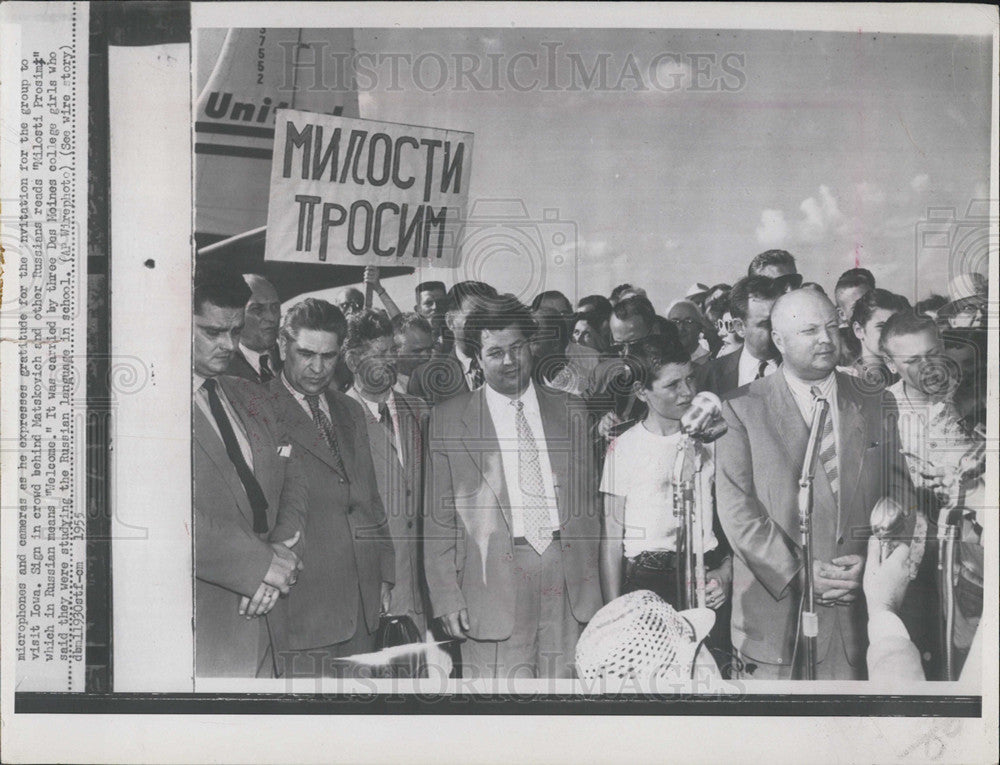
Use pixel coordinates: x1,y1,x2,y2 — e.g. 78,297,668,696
227,274,283,385
715,289,913,680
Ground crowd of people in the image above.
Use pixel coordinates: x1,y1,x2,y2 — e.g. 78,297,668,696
192,248,987,683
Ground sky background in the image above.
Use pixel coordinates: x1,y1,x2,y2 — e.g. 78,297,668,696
199,27,993,313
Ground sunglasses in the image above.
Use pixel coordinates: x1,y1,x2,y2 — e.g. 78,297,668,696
716,318,744,333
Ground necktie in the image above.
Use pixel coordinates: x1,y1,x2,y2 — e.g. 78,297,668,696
259,354,274,383
377,401,395,437
810,386,839,504
756,359,768,380
513,400,552,554
305,394,348,478
202,378,269,533
468,357,485,390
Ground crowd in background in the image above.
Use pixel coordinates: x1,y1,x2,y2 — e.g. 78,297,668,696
191,247,987,682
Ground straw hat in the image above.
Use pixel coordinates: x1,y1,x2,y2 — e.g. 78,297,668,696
575,590,715,681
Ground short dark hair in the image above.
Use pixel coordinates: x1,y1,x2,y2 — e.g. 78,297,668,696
878,310,939,356
280,298,347,345
835,268,876,292
706,292,731,323
728,275,784,321
448,280,497,310
415,281,446,299
530,290,571,313
464,295,537,357
748,249,796,277
850,288,911,328
343,308,394,353
915,294,948,315
194,263,251,314
628,334,691,389
576,294,613,326
611,294,657,328
610,283,642,304
391,311,433,336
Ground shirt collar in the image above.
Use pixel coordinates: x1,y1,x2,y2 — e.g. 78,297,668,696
239,343,269,371
782,366,836,401
281,371,311,405
349,386,395,418
193,372,207,391
454,344,475,374
483,379,540,415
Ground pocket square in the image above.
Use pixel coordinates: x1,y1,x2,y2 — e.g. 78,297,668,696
277,444,292,458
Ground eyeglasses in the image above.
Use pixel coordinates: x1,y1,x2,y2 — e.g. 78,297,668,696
668,317,700,329
716,318,743,333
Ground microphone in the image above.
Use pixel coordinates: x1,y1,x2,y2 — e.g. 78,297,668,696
680,391,728,443
869,497,906,562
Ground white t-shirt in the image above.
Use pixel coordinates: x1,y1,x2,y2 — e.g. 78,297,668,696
600,422,718,559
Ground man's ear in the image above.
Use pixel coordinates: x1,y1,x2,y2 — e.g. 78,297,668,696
852,321,864,342
343,348,360,374
277,335,288,362
632,380,647,403
770,328,785,356
884,355,899,375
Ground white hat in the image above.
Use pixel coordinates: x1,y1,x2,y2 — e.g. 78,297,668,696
574,590,715,681
685,282,711,301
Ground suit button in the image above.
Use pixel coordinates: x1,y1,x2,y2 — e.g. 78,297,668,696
339,477,346,484
407,521,414,529
347,507,354,515
837,536,844,545
406,489,412,497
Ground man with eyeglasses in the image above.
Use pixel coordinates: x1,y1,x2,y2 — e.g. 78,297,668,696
747,249,803,291
702,276,785,398
666,299,712,366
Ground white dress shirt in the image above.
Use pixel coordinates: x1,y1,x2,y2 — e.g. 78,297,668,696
483,382,561,537
348,386,404,464
193,373,253,467
737,347,778,386
239,343,273,379
281,373,332,421
782,367,840,479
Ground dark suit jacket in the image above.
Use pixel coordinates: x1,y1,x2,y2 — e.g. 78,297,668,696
264,379,395,651
193,375,307,677
352,390,430,632
226,346,282,385
715,369,913,667
423,384,603,640
407,350,471,405
700,347,743,398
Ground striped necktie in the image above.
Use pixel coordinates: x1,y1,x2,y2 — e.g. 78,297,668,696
305,394,348,478
810,385,839,503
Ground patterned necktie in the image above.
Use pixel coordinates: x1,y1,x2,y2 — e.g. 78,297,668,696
468,357,485,390
513,400,552,554
755,359,768,380
305,394,347,478
202,378,269,533
259,353,274,383
377,400,395,437
810,386,839,504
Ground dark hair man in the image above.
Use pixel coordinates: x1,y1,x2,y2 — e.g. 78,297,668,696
701,275,784,397
262,298,394,677
843,288,911,386
342,309,430,636
192,266,306,677
391,312,435,396
834,268,876,326
424,295,602,678
747,250,801,289
530,290,573,316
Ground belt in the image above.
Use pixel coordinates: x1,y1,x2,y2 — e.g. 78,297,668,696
513,530,561,546
628,546,727,572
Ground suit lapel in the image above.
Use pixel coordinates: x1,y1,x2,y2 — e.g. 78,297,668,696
459,389,511,531
193,402,256,526
767,373,809,471
269,380,341,473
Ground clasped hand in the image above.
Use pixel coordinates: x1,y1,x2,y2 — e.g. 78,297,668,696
239,532,303,619
813,554,863,606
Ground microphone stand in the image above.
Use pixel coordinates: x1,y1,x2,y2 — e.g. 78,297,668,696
797,398,828,681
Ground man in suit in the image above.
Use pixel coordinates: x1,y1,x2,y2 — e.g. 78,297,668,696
701,275,784,398
192,268,307,677
226,273,283,384
263,298,395,677
424,296,603,679
716,288,913,680
344,309,429,632
408,280,498,404
391,312,435,397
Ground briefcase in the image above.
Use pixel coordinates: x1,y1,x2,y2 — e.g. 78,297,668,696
373,614,427,678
